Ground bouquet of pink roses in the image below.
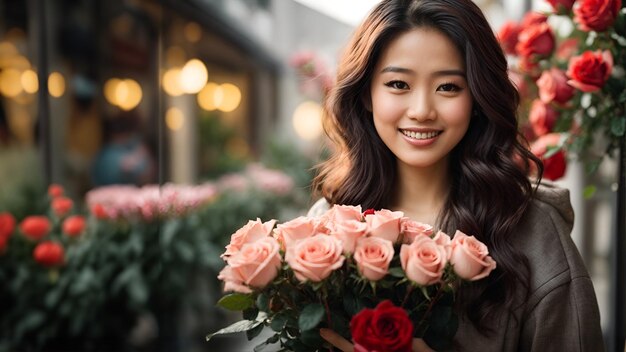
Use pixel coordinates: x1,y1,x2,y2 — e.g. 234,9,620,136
207,204,497,351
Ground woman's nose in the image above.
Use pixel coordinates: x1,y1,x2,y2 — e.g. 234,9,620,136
406,91,436,121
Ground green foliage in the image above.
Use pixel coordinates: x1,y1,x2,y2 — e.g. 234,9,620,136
0,160,310,350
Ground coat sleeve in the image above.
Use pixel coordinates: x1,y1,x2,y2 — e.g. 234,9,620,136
519,182,605,352
519,276,604,351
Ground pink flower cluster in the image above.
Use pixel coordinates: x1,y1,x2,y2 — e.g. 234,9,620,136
85,183,218,221
218,205,496,294
217,163,295,196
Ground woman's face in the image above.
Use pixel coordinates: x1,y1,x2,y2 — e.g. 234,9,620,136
369,27,473,171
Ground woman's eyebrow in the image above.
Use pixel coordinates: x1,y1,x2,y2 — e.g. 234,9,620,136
380,66,466,78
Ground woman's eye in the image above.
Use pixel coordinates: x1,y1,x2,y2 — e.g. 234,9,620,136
385,80,409,90
438,83,461,92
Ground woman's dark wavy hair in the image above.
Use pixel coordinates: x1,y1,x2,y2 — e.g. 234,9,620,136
313,0,544,332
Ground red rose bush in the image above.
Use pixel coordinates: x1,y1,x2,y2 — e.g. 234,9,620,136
497,0,625,181
208,205,497,351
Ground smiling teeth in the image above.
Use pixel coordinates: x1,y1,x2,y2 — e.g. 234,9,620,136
401,130,441,140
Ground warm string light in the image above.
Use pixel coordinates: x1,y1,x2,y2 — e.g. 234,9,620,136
103,78,142,110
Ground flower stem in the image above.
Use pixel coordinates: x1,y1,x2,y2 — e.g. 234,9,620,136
415,283,445,333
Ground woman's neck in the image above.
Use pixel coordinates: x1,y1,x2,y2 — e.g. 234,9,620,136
391,160,450,226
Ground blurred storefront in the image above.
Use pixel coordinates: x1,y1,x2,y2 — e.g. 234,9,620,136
0,0,285,198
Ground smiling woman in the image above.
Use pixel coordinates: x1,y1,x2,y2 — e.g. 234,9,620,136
312,0,604,351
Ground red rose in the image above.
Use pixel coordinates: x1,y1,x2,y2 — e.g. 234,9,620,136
351,300,413,352
516,23,555,60
47,184,64,198
536,68,575,105
363,208,376,217
543,150,567,181
531,133,567,180
567,50,613,92
52,197,73,217
33,241,65,267
19,216,52,241
62,215,86,237
521,12,548,27
546,0,576,12
574,0,621,32
0,212,15,238
529,100,559,137
497,21,521,55
91,203,108,219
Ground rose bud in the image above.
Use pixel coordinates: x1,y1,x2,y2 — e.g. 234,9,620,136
62,215,86,237
47,184,64,198
531,133,568,181
52,197,73,217
546,0,575,12
33,241,65,267
20,216,52,241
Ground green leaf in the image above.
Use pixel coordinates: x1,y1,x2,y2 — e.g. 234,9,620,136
218,293,255,311
14,311,46,340
388,267,405,278
206,319,264,341
298,303,325,331
270,313,288,331
174,241,194,262
160,219,181,248
128,276,149,305
583,185,597,199
246,323,265,340
256,292,269,311
611,116,626,137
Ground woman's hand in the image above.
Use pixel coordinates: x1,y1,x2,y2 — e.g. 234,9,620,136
319,328,436,352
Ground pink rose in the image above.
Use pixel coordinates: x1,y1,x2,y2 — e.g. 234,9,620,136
400,218,433,244
324,204,363,223
222,218,277,259
365,209,404,243
218,236,281,293
285,234,345,282
450,231,497,281
400,236,448,286
432,230,452,258
516,23,555,60
331,219,369,254
567,50,613,93
274,216,318,249
497,21,521,55
536,68,575,105
529,99,559,137
218,266,252,294
353,237,394,281
574,0,621,32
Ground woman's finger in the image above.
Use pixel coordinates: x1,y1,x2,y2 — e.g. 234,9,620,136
319,328,354,352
